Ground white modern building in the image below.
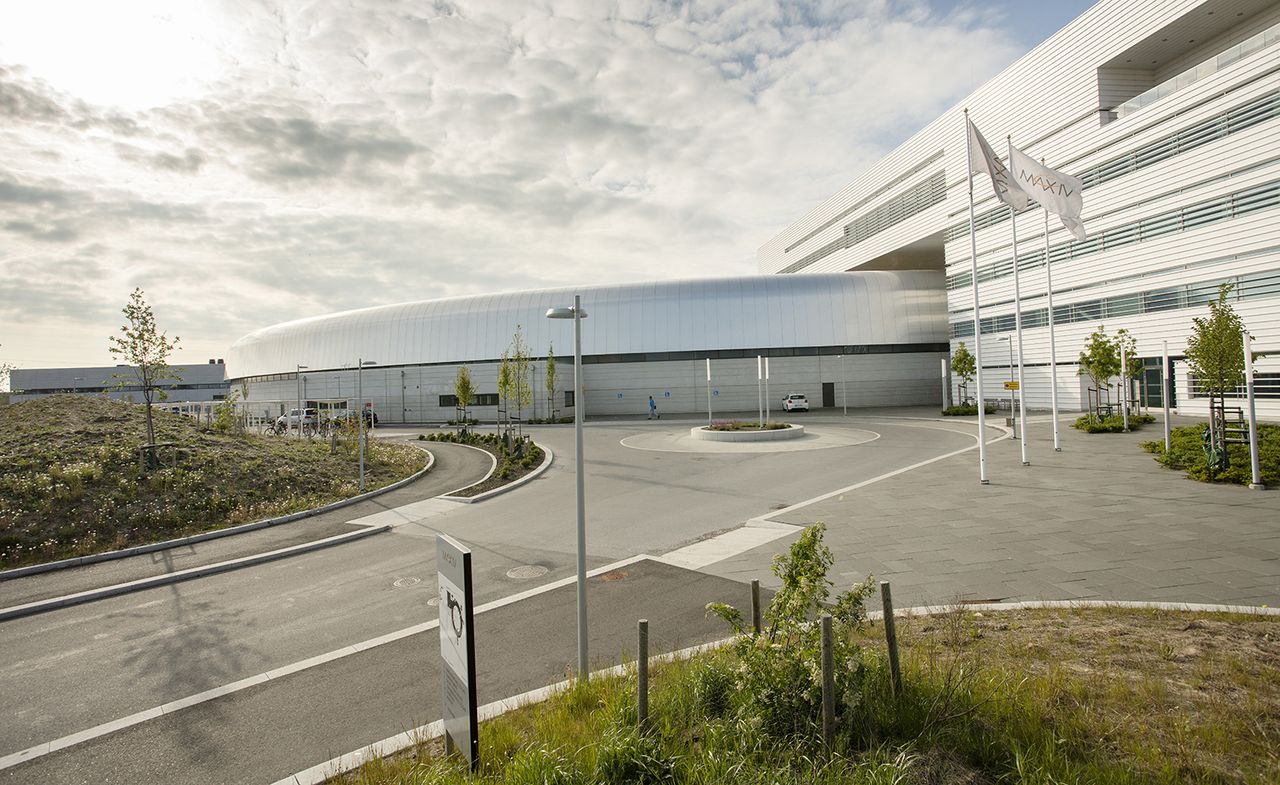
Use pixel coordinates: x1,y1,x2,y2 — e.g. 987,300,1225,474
9,361,230,404
226,272,948,423
760,0,1280,417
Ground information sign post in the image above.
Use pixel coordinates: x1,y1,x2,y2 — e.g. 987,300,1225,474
437,534,478,771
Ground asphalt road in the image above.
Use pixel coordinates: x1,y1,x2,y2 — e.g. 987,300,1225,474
0,415,975,780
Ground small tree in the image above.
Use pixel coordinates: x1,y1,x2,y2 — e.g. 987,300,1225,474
1185,283,1252,458
0,344,13,394
497,353,512,435
951,342,975,404
1185,283,1248,407
503,326,534,439
1078,325,1119,420
454,365,475,431
108,288,181,448
545,343,558,420
1116,327,1141,412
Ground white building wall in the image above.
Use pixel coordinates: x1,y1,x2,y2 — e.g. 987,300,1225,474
763,0,1280,419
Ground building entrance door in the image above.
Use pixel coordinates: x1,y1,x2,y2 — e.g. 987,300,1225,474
822,382,835,408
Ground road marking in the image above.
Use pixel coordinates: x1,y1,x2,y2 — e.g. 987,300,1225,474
655,419,1009,570
0,554,652,772
660,520,800,570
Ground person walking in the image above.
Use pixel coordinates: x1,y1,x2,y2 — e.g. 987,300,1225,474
648,395,659,419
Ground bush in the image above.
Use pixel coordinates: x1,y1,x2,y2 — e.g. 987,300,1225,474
705,420,790,431
942,404,997,416
706,523,874,745
1142,423,1278,486
1073,413,1155,433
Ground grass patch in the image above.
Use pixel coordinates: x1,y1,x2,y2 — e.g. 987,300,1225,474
941,404,997,416
1142,422,1279,486
1072,413,1156,433
704,420,791,431
0,395,428,569
419,430,544,496
335,606,1279,785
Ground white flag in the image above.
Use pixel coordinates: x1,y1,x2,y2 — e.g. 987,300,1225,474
966,117,1030,212
1008,145,1087,240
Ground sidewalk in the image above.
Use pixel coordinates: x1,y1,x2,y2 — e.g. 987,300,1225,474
710,412,1280,607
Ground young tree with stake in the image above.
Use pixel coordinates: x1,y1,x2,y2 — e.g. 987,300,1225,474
951,342,976,405
1077,325,1120,421
109,288,181,453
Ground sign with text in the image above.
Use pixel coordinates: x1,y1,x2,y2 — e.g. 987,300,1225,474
437,534,478,770
1003,381,1020,390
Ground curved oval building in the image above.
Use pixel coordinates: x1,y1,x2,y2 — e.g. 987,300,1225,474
228,271,948,423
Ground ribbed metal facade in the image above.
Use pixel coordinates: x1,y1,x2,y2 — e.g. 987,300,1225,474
227,272,949,422
761,0,1280,416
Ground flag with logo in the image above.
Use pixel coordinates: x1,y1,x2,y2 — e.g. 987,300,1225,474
966,117,1030,211
1008,144,1087,240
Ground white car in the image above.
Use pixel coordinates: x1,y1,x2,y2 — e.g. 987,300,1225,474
782,393,809,412
275,408,319,432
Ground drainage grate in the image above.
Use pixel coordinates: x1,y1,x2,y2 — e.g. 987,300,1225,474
506,565,549,580
393,577,422,589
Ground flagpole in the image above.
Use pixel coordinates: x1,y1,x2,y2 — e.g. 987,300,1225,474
1007,137,1029,466
964,110,990,484
1042,158,1061,452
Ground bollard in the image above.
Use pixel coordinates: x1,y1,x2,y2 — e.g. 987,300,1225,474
880,581,902,698
750,579,762,634
821,614,835,749
637,619,649,730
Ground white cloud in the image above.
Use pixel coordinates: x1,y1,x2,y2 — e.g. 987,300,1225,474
0,0,1031,371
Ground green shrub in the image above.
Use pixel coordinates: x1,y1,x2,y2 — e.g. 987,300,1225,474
942,404,997,416
1142,423,1278,486
1072,413,1155,433
706,523,874,745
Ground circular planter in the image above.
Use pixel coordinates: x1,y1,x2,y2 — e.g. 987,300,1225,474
690,424,805,442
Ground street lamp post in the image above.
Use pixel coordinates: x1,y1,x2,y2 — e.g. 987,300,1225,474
296,364,309,437
705,358,712,425
546,297,589,679
840,354,847,416
358,360,377,492
73,376,83,395
998,338,1016,440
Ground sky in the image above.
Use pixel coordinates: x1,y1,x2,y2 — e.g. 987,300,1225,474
0,0,1094,374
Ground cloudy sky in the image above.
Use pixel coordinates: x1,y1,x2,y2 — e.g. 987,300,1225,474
0,0,1091,373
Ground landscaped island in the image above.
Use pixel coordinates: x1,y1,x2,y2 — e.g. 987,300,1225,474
338,526,1279,784
0,396,429,569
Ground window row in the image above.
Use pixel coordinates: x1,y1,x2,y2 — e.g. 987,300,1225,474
944,88,1280,245
950,268,1280,338
947,178,1280,291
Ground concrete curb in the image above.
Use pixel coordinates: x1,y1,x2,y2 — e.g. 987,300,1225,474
0,525,392,622
273,598,1279,785
440,442,553,503
690,424,805,442
0,446,435,581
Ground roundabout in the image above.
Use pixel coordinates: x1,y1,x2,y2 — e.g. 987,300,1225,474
620,422,880,453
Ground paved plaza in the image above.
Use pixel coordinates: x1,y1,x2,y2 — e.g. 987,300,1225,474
709,412,1280,608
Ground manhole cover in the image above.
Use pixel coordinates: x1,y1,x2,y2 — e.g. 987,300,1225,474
600,569,629,582
393,577,422,588
506,565,549,580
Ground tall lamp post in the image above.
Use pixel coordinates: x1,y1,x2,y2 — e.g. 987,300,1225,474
546,297,590,679
73,376,83,395
840,354,847,416
295,364,309,437
358,359,377,492
998,337,1016,440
